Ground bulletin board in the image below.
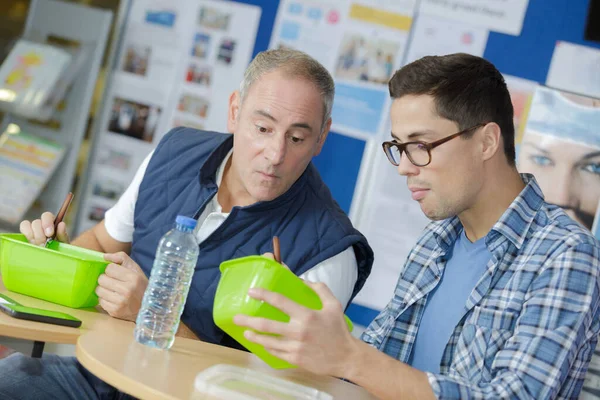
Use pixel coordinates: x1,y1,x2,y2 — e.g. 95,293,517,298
235,0,600,217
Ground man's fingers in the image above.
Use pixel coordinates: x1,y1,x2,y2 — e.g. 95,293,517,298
247,288,306,316
104,264,134,281
263,348,295,365
98,298,118,315
104,252,126,265
103,252,144,274
305,281,345,315
234,315,289,335
56,222,70,243
30,220,46,245
243,330,303,365
40,212,55,237
95,285,124,304
243,330,290,353
121,258,144,273
97,273,129,294
19,221,34,243
19,212,65,245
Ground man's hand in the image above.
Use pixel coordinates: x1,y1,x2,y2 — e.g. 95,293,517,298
233,281,359,377
96,252,148,322
20,212,70,245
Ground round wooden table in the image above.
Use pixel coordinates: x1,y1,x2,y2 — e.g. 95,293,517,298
76,326,377,400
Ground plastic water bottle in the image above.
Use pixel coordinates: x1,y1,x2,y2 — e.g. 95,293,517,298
134,215,199,349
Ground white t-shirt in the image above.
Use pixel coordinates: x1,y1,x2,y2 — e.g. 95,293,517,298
104,150,358,307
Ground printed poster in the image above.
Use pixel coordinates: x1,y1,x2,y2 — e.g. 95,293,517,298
270,0,417,139
403,13,489,65
419,0,529,36
547,41,600,100
518,86,600,231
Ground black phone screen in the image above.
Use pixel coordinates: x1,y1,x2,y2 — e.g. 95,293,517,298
0,303,82,327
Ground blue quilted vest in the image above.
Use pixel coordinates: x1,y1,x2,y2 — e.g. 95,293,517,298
131,128,373,348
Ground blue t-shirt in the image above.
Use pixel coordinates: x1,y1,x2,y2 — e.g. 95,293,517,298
409,229,492,373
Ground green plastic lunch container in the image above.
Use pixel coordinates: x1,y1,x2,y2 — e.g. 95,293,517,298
213,255,353,369
0,234,109,308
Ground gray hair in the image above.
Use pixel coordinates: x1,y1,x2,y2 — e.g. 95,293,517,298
239,48,335,132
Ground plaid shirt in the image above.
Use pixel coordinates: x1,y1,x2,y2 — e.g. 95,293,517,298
361,174,600,399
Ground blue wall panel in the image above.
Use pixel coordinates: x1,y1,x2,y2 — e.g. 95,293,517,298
312,132,366,214
235,0,599,219
484,0,600,83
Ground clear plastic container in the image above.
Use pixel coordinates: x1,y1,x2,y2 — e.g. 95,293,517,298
193,364,333,400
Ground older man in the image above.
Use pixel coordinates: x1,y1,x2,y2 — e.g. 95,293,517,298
2,48,373,399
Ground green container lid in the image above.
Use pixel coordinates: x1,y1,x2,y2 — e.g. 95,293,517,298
0,234,109,308
213,255,352,369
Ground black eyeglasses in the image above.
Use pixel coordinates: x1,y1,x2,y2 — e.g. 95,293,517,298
381,123,487,167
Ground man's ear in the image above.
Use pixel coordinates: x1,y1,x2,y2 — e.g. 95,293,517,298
227,91,240,133
481,122,501,162
313,118,332,156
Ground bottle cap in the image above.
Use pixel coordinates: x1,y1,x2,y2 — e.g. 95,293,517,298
176,215,197,229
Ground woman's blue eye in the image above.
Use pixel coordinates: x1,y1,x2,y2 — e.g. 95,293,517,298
581,163,600,175
529,155,553,167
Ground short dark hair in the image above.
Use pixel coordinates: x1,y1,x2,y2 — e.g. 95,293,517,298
389,53,516,165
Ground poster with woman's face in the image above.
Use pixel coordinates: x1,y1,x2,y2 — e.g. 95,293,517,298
518,87,600,230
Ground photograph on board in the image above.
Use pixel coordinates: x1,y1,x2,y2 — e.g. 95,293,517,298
93,178,126,201
177,93,210,119
217,38,236,65
121,43,151,76
335,33,399,85
108,97,162,143
518,86,600,230
97,146,132,171
198,7,231,31
185,64,212,87
191,33,211,60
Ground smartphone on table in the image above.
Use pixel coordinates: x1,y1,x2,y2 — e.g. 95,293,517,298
0,293,82,328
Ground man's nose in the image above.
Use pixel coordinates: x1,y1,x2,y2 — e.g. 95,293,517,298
396,152,419,176
264,135,286,166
